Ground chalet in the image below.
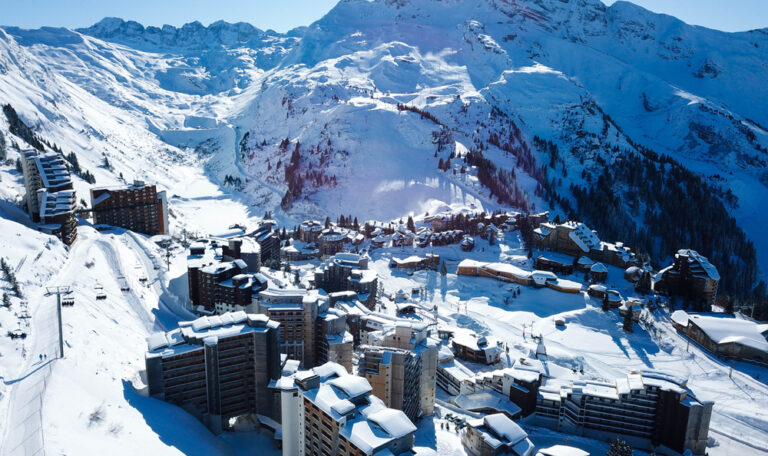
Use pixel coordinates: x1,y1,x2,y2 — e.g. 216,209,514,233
391,228,415,247
390,254,440,270
535,253,575,275
588,284,607,299
654,250,720,307
485,223,500,240
590,262,608,283
534,221,639,268
461,235,475,252
431,230,463,246
576,256,595,272
452,333,502,365
671,311,768,363
371,234,389,248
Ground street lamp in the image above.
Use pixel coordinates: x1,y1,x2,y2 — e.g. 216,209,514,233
45,286,71,358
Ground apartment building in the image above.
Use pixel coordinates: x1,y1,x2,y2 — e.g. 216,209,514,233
251,223,281,263
90,180,168,235
144,311,282,434
315,308,353,372
38,190,78,245
356,317,438,420
359,345,422,422
318,228,346,257
451,332,502,365
255,289,323,368
20,150,78,244
278,362,417,456
187,238,264,312
655,249,720,307
533,372,712,455
314,253,377,309
298,220,324,243
533,221,639,268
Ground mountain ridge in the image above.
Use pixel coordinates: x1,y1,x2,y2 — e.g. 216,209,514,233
1,0,767,289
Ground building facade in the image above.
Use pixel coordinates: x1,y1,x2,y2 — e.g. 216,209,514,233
255,289,322,368
654,250,720,307
533,372,712,455
144,312,282,434
314,253,377,308
20,150,77,244
278,362,417,456
462,413,534,456
90,181,168,235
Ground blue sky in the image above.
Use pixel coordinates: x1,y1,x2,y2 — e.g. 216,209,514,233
2,0,766,33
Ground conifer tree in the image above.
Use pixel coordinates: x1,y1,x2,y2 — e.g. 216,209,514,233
606,437,633,456
623,306,634,332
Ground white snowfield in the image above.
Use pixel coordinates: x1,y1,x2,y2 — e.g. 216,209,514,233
0,0,767,454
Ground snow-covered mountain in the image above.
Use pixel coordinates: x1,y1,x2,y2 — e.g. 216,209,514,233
3,2,768,455
1,0,767,282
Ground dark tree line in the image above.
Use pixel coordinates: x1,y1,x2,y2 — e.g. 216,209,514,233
1,257,22,298
567,151,757,298
466,149,530,211
396,103,444,127
3,104,45,151
3,104,97,184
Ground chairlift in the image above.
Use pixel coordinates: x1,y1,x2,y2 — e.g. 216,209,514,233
62,296,75,307
8,329,27,339
96,291,107,300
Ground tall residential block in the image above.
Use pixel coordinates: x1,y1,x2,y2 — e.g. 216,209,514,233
144,311,282,434
20,150,77,244
90,180,168,235
278,362,416,456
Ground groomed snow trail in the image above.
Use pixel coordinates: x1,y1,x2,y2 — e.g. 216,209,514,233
0,227,189,455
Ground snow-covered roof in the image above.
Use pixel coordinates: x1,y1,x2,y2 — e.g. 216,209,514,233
146,311,278,357
562,221,600,253
688,314,768,352
466,413,531,454
677,249,720,281
329,375,373,399
578,256,596,266
590,262,607,273
454,391,522,417
293,362,416,454
671,310,689,327
536,445,589,456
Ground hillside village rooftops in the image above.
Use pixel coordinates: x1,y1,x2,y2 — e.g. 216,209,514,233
674,311,768,352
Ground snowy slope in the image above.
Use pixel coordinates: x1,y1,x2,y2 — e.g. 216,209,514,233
1,3,768,453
